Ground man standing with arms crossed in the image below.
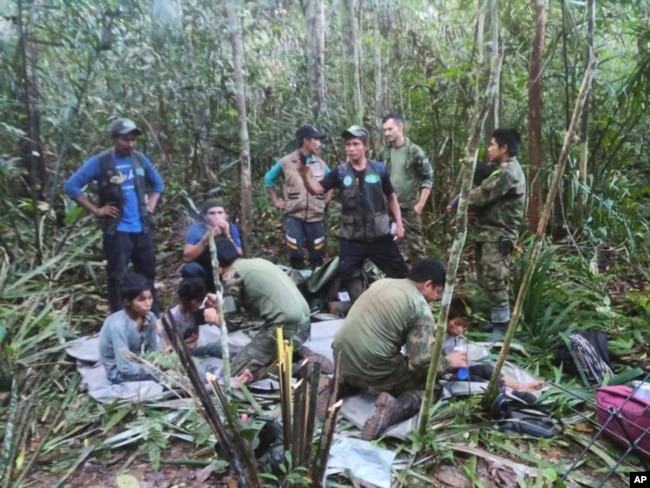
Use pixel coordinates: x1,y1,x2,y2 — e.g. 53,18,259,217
378,113,434,263
264,125,332,270
64,118,164,314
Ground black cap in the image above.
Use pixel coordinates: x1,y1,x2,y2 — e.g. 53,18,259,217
341,125,369,143
109,118,143,136
295,125,326,143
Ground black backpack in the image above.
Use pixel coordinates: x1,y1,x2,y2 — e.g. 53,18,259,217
553,330,613,384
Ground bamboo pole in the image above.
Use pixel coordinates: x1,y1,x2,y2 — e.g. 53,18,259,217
208,229,231,393
481,50,598,409
276,327,294,454
417,51,504,436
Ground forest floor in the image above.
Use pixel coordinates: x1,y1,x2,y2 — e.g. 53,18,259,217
11,220,649,488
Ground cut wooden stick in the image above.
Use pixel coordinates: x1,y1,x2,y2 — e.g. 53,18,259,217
313,399,343,487
160,311,261,487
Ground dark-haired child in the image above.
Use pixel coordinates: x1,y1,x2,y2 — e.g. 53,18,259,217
99,272,162,383
443,295,543,393
163,277,222,358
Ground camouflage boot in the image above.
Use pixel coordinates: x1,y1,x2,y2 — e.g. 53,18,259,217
361,391,421,440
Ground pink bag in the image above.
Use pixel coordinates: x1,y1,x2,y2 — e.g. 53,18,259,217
596,385,650,459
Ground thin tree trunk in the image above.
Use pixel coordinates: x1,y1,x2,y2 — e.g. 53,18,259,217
417,51,504,435
577,0,594,221
303,0,326,121
16,0,45,263
482,52,598,409
373,1,383,143
486,0,499,136
223,0,252,253
343,0,363,122
527,0,546,232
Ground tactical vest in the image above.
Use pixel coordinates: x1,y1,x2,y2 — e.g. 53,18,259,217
279,150,327,222
97,149,150,234
338,160,390,241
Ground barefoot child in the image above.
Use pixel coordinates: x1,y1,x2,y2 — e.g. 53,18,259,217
443,296,544,393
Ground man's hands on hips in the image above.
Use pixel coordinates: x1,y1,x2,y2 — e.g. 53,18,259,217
94,203,119,218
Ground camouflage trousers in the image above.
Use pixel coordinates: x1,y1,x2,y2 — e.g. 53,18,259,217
475,240,511,312
231,320,311,380
399,207,426,263
340,358,427,398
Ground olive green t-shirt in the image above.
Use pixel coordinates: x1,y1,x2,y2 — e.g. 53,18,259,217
333,278,438,384
232,258,310,326
386,145,412,205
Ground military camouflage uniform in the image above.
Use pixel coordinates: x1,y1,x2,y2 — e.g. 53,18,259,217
377,138,433,262
468,156,526,324
333,278,449,396
226,258,311,379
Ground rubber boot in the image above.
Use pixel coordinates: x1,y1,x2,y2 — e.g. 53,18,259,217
295,346,335,375
489,306,510,340
361,391,421,440
490,322,508,340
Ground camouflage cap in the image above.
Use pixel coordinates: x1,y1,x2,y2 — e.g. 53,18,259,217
341,125,369,143
109,118,143,136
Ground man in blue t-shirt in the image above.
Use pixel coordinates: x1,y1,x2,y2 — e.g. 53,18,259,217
64,118,164,313
182,198,242,292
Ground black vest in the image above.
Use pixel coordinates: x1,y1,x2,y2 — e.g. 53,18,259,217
97,149,150,234
338,160,390,241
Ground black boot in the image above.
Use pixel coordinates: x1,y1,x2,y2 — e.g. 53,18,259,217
361,391,421,440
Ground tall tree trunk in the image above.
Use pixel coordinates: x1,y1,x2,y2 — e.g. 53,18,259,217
372,2,383,149
485,0,499,136
223,1,252,253
475,0,499,139
303,0,326,121
16,0,45,263
527,0,546,232
343,0,363,123
482,52,598,409
576,0,594,222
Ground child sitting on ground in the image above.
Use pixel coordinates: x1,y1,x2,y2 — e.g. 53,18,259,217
99,272,162,384
443,295,544,393
162,277,223,358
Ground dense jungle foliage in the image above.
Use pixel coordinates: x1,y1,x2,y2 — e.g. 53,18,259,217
0,0,649,486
